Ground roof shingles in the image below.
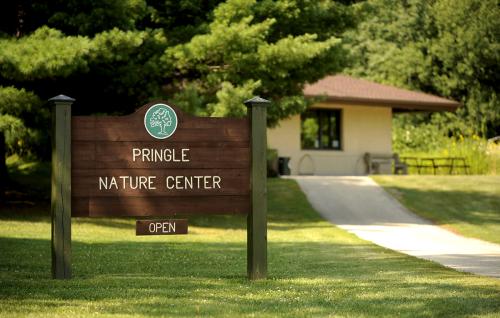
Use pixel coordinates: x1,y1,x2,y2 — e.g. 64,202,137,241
303,75,460,111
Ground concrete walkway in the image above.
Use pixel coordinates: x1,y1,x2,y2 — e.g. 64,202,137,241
293,176,500,278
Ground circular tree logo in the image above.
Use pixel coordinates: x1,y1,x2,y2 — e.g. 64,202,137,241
144,104,178,139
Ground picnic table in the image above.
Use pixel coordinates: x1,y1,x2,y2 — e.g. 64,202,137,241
400,156,470,175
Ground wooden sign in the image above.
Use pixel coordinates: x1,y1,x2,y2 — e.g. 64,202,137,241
71,102,250,217
49,95,269,281
136,219,188,235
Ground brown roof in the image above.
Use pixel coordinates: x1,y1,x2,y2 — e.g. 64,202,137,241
303,75,460,111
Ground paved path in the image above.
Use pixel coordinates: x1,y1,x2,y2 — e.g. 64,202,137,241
292,176,500,278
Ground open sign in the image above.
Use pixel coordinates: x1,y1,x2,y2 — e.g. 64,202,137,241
136,219,188,236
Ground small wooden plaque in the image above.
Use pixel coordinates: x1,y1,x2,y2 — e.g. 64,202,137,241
136,219,188,235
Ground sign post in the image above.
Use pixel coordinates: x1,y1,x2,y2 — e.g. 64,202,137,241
245,97,270,280
49,94,74,279
50,95,268,280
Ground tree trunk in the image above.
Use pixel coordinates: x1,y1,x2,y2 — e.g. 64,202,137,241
16,2,26,38
0,132,7,203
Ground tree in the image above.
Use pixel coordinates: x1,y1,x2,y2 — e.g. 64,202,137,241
0,86,43,199
0,0,357,172
164,0,354,126
344,0,500,138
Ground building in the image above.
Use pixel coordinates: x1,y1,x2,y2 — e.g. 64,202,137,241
267,75,460,175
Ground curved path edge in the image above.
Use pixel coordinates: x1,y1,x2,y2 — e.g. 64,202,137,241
291,176,500,278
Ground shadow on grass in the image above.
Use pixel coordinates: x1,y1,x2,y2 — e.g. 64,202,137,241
1,177,320,230
1,236,499,317
0,202,50,222
1,185,499,242
0,210,339,240
6,158,51,201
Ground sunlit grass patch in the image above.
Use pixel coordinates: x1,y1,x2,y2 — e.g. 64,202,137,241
1,178,499,317
373,175,500,244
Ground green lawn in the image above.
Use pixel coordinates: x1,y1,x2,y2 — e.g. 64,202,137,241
1,178,500,317
372,175,500,244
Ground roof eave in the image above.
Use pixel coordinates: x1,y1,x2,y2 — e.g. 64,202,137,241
305,95,461,112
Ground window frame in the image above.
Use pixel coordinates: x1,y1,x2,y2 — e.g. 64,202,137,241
300,108,342,151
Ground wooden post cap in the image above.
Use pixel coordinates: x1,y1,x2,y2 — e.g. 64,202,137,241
244,96,270,107
49,95,75,103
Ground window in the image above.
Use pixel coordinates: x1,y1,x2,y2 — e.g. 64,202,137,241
301,109,342,150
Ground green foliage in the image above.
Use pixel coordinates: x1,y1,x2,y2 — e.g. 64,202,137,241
393,117,499,174
166,0,346,125
0,115,22,132
349,0,500,171
208,80,261,117
0,0,356,162
0,0,354,120
0,87,46,157
392,114,447,153
0,0,149,37
345,0,500,138
170,83,208,116
47,0,148,36
144,0,224,44
0,27,92,80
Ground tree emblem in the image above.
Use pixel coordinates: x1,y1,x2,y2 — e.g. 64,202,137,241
149,108,172,135
144,104,178,139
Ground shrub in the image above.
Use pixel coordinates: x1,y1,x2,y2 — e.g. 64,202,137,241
267,148,278,177
393,119,498,175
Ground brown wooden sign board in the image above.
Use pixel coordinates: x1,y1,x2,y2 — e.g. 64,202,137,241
71,101,250,217
136,219,188,235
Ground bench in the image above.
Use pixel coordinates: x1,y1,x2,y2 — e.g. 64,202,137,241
364,153,408,175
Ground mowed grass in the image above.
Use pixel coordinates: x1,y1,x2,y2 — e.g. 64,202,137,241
372,175,500,244
1,179,500,317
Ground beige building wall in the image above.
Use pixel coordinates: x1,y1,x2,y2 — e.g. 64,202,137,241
267,103,392,175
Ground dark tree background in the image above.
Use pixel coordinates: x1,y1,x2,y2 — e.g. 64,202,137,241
0,0,498,193
344,0,499,138
0,0,355,141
